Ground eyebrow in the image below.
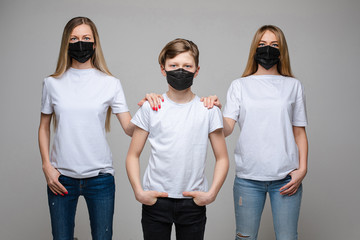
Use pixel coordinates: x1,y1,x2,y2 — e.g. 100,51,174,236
259,40,278,43
70,34,92,37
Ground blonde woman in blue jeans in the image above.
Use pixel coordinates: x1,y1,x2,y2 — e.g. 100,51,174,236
202,25,308,240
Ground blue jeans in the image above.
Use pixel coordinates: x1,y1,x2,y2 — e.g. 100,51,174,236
142,198,207,240
47,173,115,240
233,176,302,240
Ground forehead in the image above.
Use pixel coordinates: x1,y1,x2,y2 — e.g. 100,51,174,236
71,24,93,36
166,51,195,63
260,30,277,42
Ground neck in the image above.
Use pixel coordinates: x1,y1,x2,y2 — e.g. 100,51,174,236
166,87,195,104
254,64,280,75
71,59,93,69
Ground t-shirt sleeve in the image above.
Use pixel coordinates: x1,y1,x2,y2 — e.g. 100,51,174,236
111,79,129,114
223,80,241,121
41,78,53,114
209,106,223,133
292,82,308,126
131,102,150,132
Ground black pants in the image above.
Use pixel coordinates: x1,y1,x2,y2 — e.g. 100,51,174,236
141,197,207,240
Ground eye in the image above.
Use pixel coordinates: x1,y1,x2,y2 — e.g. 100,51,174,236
70,37,78,42
84,36,91,41
258,43,265,47
185,65,192,68
271,43,279,47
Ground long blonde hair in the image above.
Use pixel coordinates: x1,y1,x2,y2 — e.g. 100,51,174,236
51,17,113,132
242,25,294,78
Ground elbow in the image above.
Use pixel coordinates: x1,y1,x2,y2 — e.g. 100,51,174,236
125,128,134,137
224,129,232,137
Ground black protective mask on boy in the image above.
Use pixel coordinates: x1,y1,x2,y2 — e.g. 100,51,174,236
165,68,195,90
68,41,95,63
254,45,280,70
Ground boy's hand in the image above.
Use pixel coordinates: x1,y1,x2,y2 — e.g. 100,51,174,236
138,93,164,111
200,95,222,109
135,190,168,206
182,191,216,206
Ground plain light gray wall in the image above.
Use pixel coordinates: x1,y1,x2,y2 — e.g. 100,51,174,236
0,0,359,239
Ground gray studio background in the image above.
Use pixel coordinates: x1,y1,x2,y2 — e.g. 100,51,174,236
0,0,359,239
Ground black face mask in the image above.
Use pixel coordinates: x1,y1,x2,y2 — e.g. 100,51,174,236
165,68,195,91
68,41,95,63
254,46,280,70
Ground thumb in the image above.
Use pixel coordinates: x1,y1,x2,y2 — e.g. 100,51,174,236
182,191,196,198
200,97,204,102
156,192,168,198
138,99,146,107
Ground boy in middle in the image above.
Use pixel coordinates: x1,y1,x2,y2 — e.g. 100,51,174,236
126,38,229,240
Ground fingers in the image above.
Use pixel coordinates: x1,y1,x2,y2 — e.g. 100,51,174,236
280,181,299,196
156,192,168,198
48,180,68,196
145,93,163,111
182,191,197,198
201,95,218,109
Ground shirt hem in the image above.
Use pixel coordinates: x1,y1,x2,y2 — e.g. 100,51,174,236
235,171,294,181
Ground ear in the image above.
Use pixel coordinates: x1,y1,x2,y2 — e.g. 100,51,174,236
194,66,200,78
160,65,167,77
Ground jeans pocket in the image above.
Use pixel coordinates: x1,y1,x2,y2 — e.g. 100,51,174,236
143,198,159,207
191,198,205,207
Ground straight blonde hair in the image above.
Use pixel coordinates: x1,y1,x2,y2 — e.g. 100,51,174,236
242,25,294,78
51,17,113,132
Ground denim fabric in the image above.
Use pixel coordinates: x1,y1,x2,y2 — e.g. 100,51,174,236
233,176,302,240
47,173,115,240
141,198,207,240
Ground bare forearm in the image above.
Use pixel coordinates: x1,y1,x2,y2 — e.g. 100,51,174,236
208,129,229,199
294,127,308,172
126,155,143,195
208,156,229,198
38,124,51,167
223,117,236,137
116,112,135,137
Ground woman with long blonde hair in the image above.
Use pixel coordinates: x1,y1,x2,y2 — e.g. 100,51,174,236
38,16,157,239
203,25,308,239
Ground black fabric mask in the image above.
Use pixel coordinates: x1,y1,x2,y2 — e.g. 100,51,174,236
68,41,95,63
254,46,280,70
165,68,195,90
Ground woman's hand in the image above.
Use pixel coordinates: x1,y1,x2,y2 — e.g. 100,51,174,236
138,93,164,111
182,191,216,206
43,163,68,196
200,95,222,109
279,169,307,196
135,190,168,206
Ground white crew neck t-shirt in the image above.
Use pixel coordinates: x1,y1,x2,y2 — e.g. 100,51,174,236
223,75,308,181
41,68,129,178
131,94,223,198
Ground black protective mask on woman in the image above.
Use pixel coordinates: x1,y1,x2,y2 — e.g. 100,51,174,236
68,41,95,63
254,46,280,70
165,68,195,90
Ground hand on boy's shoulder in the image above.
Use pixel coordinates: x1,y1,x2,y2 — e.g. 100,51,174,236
200,95,222,110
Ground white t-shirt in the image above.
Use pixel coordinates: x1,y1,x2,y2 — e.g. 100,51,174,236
223,75,308,181
41,68,129,178
131,94,223,198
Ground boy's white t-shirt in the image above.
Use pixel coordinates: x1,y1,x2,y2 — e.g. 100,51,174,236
131,94,223,198
223,75,308,181
41,68,129,178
